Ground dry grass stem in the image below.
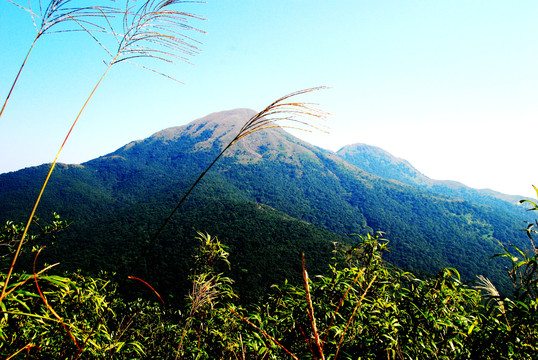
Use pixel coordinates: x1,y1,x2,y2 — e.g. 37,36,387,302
6,0,112,38
189,274,221,316
233,87,330,144
302,254,325,360
127,276,165,305
176,273,224,359
32,248,81,351
475,275,505,314
476,275,511,331
1,262,59,301
323,268,365,344
5,343,38,360
334,275,377,360
106,0,206,81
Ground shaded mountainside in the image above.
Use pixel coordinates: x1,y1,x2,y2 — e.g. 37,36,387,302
0,109,532,299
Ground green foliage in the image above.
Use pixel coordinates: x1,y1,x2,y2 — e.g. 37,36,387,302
466,190,538,360
1,215,538,359
0,212,69,267
1,2,537,356
176,232,237,359
232,233,483,360
0,217,146,359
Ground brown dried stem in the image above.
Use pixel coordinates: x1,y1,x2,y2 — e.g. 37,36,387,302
323,268,366,345
33,248,81,352
334,275,377,360
302,253,325,360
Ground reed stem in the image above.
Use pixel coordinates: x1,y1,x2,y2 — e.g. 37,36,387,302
0,37,38,120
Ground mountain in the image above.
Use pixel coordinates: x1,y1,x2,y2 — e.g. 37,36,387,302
337,143,433,187
337,143,525,213
0,109,532,299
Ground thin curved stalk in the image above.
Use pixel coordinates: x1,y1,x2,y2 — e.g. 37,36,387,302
33,247,81,351
334,276,376,360
303,254,324,360
6,343,38,360
230,307,300,360
323,268,365,345
0,38,37,119
127,275,165,305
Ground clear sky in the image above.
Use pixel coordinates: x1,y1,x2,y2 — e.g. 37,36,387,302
1,0,537,198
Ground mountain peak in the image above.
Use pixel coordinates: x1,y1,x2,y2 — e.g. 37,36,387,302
131,108,324,165
151,108,257,143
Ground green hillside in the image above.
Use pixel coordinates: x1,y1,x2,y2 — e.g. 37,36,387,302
0,109,531,298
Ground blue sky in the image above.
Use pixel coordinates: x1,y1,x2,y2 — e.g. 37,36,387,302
1,0,537,198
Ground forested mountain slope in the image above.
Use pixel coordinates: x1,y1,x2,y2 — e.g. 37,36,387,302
0,109,531,298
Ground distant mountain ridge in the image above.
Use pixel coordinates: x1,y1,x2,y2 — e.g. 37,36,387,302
338,143,433,187
0,109,532,298
337,143,525,216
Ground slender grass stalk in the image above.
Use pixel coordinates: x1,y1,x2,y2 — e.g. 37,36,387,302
475,275,504,312
302,253,325,360
175,274,218,359
0,0,204,305
297,325,319,360
238,333,246,360
176,319,191,359
5,343,38,360
127,275,165,305
1,262,59,300
323,267,365,345
0,63,113,305
232,247,372,359
334,275,376,360
475,275,510,330
0,39,36,120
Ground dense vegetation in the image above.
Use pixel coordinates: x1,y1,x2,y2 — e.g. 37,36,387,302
2,211,537,359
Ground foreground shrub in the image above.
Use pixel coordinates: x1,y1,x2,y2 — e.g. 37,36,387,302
2,217,537,359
